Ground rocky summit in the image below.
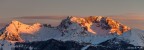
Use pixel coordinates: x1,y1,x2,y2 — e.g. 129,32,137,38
0,16,143,50
60,16,130,35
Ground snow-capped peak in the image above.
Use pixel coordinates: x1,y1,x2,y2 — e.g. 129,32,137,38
0,20,42,41
0,16,131,42
59,16,131,35
0,16,143,47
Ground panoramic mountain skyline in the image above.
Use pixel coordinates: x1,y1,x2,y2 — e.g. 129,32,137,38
1,0,144,50
0,16,144,50
0,14,144,30
0,0,144,30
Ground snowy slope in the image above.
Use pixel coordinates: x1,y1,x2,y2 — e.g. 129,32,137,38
19,16,131,45
0,20,41,41
118,28,144,46
0,16,144,50
20,22,115,45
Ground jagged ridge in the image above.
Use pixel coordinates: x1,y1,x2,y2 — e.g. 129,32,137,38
59,16,130,35
0,16,144,50
0,16,131,42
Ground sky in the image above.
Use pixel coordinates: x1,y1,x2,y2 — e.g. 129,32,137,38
1,0,144,17
0,0,144,30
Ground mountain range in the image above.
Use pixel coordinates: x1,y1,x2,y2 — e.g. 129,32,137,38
0,16,144,50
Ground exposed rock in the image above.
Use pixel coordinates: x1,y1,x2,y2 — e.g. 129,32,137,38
0,16,131,42
43,24,52,28
70,16,131,35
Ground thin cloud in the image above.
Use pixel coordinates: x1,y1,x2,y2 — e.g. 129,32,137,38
2,15,144,30
14,16,67,20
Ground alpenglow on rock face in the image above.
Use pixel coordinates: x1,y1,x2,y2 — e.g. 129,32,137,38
0,16,144,50
69,16,130,35
0,16,131,42
0,20,42,41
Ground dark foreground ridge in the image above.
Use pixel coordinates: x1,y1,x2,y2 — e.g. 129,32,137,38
7,39,143,50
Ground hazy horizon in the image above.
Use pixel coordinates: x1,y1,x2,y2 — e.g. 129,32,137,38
0,0,144,30
0,15,144,30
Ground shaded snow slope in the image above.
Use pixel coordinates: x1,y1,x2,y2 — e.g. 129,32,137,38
118,28,144,46
0,16,143,47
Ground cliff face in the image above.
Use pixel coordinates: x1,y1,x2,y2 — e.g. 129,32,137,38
0,16,131,42
70,16,130,35
1,16,144,50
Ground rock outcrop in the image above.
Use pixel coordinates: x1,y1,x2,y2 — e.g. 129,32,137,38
70,16,130,35
0,16,131,42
